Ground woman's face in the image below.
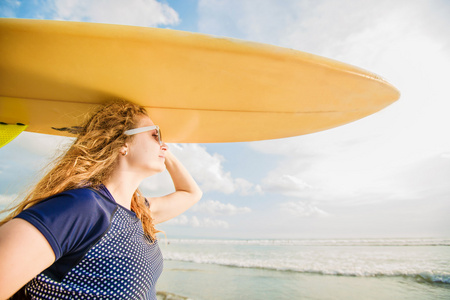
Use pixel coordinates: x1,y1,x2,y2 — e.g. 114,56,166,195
125,115,167,177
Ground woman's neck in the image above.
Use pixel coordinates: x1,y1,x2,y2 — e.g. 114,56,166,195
103,170,142,210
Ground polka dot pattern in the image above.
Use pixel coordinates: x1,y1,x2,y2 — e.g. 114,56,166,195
26,207,163,299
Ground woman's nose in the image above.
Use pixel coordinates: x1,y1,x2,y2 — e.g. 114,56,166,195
161,142,168,151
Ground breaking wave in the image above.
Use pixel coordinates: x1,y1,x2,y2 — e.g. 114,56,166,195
165,252,450,284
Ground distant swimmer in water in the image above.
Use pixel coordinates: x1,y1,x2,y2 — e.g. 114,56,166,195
0,100,202,300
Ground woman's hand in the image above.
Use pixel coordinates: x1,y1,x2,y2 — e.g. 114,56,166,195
147,149,202,224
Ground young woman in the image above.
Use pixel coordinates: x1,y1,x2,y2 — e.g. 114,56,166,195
0,101,202,299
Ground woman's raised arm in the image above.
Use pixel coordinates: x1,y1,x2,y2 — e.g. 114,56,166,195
147,150,202,224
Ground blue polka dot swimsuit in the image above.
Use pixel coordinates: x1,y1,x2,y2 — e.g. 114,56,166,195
16,186,163,299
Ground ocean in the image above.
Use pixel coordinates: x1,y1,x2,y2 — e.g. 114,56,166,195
155,238,450,300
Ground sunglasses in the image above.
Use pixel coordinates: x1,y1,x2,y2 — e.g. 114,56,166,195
124,125,163,145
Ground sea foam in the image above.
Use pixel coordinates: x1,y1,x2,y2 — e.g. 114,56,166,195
160,238,450,284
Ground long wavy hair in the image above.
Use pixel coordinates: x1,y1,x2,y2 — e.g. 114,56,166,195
1,100,159,240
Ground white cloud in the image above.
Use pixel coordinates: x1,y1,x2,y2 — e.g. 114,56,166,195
262,174,312,197
171,143,236,194
234,178,263,196
49,0,179,27
199,217,229,229
191,200,251,215
165,215,229,229
173,144,263,195
280,200,330,218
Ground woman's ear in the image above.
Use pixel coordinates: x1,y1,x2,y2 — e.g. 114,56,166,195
120,144,129,157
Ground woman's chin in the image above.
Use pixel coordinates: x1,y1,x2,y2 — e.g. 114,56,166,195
144,165,166,177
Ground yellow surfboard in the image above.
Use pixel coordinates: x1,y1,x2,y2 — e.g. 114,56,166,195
0,18,399,146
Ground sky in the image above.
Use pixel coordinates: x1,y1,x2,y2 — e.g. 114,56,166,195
1,0,449,239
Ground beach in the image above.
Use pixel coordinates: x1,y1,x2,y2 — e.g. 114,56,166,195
156,238,450,300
